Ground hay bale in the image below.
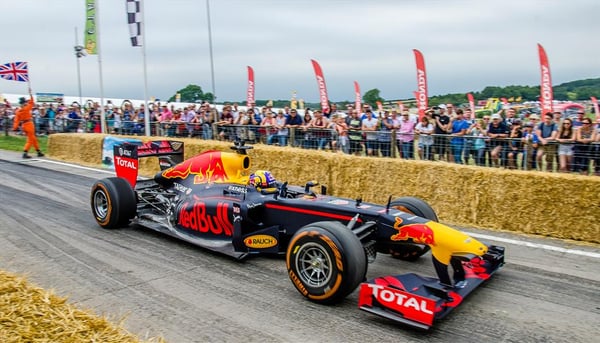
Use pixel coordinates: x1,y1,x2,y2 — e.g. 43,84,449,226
0,270,163,342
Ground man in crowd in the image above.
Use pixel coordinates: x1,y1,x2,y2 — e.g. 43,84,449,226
449,109,470,164
396,110,415,159
536,112,559,172
432,105,451,161
361,109,379,156
285,108,303,147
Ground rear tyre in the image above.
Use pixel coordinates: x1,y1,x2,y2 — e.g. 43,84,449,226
91,177,136,229
388,196,438,261
286,221,366,304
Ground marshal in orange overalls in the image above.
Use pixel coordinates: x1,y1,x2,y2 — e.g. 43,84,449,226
13,96,44,158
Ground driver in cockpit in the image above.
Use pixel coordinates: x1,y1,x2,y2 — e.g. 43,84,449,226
249,170,278,192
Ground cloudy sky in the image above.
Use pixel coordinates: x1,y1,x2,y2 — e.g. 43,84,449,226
2,0,599,103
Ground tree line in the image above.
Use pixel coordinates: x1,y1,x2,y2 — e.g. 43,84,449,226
169,77,600,109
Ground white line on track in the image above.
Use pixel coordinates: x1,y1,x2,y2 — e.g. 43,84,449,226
33,159,115,174
465,232,600,259
21,159,600,259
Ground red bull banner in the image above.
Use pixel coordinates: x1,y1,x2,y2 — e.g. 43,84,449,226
537,43,554,114
246,66,255,107
467,93,475,117
311,59,330,113
591,96,600,122
354,81,361,112
413,49,428,119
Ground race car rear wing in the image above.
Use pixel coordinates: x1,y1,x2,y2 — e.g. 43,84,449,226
113,140,184,187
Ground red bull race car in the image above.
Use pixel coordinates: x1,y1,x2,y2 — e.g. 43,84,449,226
90,140,504,330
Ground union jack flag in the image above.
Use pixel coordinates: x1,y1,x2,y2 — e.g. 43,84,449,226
0,62,29,82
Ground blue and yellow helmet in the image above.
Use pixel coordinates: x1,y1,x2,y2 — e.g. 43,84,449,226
249,170,277,189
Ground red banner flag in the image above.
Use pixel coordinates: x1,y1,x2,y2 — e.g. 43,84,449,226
246,66,255,107
397,101,404,113
413,49,428,119
537,44,554,114
311,59,330,113
591,96,600,122
467,93,476,118
353,81,361,112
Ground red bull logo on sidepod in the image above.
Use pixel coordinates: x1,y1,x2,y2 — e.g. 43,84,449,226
391,217,435,245
161,152,227,184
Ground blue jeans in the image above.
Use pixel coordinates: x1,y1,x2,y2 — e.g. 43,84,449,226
278,135,288,147
451,141,464,164
401,141,414,159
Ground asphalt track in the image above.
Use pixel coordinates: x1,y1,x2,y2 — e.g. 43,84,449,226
0,154,599,342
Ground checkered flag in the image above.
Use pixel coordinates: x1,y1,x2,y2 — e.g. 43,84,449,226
126,0,142,47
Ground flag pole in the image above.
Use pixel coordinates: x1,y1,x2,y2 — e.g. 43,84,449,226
95,0,107,133
140,0,150,136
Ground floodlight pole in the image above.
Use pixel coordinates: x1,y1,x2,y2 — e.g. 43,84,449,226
74,27,83,105
206,0,216,101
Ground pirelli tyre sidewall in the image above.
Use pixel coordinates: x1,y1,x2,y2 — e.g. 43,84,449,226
286,221,366,305
90,177,136,229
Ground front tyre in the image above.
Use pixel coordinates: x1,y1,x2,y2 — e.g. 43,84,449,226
286,221,366,304
90,177,136,229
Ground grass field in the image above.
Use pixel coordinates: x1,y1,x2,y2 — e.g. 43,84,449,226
0,134,48,152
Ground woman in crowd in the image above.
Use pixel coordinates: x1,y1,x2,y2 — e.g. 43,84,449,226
469,119,487,166
573,117,595,174
556,118,575,173
506,121,523,169
415,115,434,160
333,114,349,154
260,111,278,145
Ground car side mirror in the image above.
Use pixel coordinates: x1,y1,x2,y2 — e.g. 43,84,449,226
304,181,319,193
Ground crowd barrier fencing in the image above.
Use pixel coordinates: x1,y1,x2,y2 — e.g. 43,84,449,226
5,116,598,175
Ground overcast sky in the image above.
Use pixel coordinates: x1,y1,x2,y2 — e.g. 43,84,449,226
2,0,599,103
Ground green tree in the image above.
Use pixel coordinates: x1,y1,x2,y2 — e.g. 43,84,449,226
363,88,384,108
168,84,214,103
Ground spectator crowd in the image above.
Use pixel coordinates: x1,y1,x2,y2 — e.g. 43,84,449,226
1,98,599,175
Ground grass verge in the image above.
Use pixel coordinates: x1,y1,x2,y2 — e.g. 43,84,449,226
0,134,48,152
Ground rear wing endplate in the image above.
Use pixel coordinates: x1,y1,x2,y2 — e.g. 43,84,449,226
113,140,184,187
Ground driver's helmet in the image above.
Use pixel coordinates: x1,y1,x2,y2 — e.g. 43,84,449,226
249,170,277,189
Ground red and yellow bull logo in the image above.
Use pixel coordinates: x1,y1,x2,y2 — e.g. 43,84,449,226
161,151,250,184
391,217,435,245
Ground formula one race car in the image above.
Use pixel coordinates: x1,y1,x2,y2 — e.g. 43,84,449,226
90,140,504,329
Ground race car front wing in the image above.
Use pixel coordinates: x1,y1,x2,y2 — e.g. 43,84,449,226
358,245,505,330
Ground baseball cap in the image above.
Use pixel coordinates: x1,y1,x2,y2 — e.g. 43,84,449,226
491,113,501,120
438,104,447,110
529,114,539,120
